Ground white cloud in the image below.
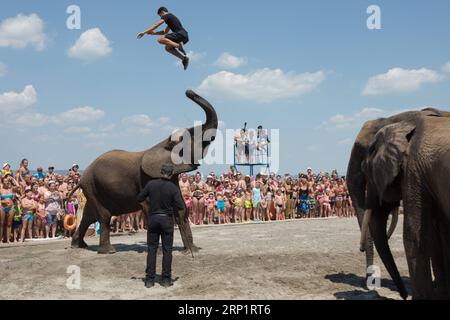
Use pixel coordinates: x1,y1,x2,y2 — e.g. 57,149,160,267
197,68,326,103
64,127,92,134
175,51,205,67
322,106,439,130
0,14,48,51
443,62,450,73
186,51,205,62
0,85,37,114
363,67,443,96
0,62,7,77
0,85,105,127
68,28,112,61
55,106,105,124
324,107,385,129
122,114,158,128
14,112,49,127
121,115,174,136
99,124,116,132
214,52,247,69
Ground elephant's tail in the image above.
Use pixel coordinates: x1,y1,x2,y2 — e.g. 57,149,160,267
64,183,81,214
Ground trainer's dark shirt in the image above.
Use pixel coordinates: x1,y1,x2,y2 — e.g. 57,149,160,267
137,179,185,215
162,13,185,33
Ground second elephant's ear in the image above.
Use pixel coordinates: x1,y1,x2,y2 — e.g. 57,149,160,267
367,122,416,204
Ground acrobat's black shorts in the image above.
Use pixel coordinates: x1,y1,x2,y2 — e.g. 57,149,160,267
165,30,189,45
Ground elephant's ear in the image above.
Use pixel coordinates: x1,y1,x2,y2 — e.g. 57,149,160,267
141,141,172,178
367,122,416,204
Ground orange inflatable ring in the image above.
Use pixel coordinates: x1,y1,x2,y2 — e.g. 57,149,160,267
64,215,77,231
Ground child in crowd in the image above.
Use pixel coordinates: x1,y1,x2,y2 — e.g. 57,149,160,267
216,193,225,224
205,192,216,225
233,192,244,223
244,191,253,222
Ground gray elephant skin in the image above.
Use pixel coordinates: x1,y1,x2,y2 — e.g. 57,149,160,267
69,90,218,254
348,108,450,299
347,108,449,275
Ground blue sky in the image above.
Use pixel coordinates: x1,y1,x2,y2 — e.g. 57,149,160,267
1,0,449,175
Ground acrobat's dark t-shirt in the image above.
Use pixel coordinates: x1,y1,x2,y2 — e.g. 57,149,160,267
162,13,185,33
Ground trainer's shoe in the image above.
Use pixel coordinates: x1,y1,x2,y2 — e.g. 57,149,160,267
161,278,173,288
182,56,190,70
178,42,187,56
145,278,155,288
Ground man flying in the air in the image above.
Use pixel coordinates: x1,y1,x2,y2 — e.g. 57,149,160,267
137,6,190,70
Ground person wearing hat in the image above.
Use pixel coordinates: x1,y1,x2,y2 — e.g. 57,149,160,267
137,163,185,288
2,163,12,177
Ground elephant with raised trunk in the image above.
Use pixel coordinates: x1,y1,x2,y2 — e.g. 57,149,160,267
359,114,450,299
346,108,450,289
69,90,218,254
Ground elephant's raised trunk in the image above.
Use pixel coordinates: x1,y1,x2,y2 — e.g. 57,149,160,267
185,90,218,132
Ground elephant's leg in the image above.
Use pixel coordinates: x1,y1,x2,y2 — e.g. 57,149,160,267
97,209,115,254
72,202,96,249
177,207,199,252
403,199,434,299
432,220,450,299
430,221,447,299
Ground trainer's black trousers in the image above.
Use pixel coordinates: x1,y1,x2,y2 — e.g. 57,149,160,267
146,213,174,280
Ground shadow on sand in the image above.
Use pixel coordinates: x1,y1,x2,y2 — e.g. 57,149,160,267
325,272,411,300
87,242,191,254
131,275,180,286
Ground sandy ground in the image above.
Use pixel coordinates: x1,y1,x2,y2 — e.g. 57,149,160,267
0,217,410,300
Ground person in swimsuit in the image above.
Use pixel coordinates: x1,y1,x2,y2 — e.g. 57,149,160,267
233,192,244,223
183,193,193,225
12,202,22,242
45,181,61,238
244,191,252,222
35,196,47,239
216,193,225,224
298,178,310,218
252,182,262,222
20,188,36,242
222,193,231,224
1,175,19,243
260,191,268,222
137,6,190,70
274,189,285,221
308,190,317,218
191,172,205,225
205,192,216,225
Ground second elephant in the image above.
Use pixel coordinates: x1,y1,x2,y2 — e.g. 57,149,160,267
360,114,450,299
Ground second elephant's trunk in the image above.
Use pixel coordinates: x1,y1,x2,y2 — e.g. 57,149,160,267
369,208,408,300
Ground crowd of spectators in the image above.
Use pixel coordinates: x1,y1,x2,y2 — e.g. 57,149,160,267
1,159,353,244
